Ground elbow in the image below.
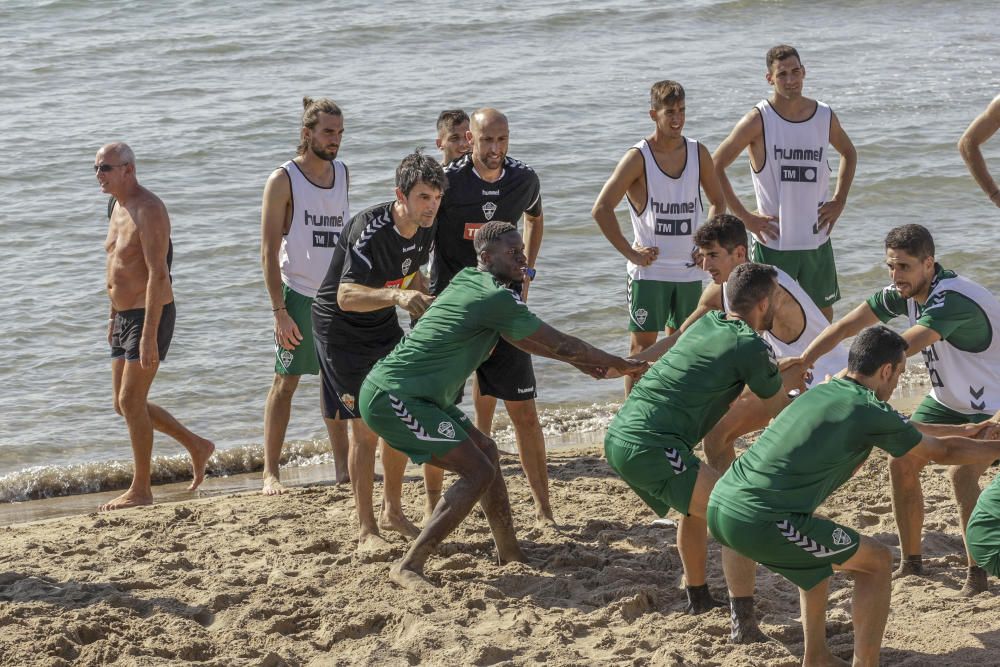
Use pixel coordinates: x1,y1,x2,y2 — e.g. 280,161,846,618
957,136,975,161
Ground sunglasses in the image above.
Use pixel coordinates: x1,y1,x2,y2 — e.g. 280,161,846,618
94,163,129,173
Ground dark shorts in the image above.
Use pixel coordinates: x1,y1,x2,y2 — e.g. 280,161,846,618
751,238,839,309
475,336,537,402
315,330,402,420
708,504,861,590
110,302,176,362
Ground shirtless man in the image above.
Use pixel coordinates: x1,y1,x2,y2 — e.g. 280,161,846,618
260,97,351,495
592,80,725,394
714,45,857,321
98,142,214,511
959,94,1000,208
435,109,471,165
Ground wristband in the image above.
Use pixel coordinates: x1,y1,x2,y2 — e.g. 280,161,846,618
272,306,286,312
990,189,1000,199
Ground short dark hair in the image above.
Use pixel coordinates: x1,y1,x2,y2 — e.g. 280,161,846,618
848,325,909,376
395,150,447,197
694,214,748,253
473,221,517,254
436,109,469,135
884,224,935,261
650,80,685,110
727,262,778,315
766,45,801,71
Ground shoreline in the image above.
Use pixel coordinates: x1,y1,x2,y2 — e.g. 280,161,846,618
0,385,932,528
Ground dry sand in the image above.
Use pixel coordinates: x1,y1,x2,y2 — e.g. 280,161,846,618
1,444,998,666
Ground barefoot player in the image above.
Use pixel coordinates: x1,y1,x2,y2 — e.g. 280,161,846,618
98,142,215,511
360,221,645,591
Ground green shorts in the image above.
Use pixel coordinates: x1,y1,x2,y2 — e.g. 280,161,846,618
604,434,701,516
707,504,861,590
275,284,319,376
966,476,1000,578
626,277,702,332
358,379,471,464
751,239,839,309
911,394,991,425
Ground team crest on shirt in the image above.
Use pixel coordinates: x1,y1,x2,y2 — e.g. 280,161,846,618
341,393,355,412
401,258,412,275
831,528,852,546
482,201,497,221
634,308,648,326
437,421,456,439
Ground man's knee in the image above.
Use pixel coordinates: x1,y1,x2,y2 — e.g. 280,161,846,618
506,401,540,430
269,374,300,401
629,333,657,356
889,454,925,482
117,389,148,419
949,463,986,491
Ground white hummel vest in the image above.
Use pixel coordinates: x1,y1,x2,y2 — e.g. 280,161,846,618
909,274,1000,414
724,266,847,387
279,159,349,297
750,100,832,251
627,137,705,282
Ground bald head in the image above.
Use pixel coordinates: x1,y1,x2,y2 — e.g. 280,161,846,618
470,108,508,134
468,108,509,172
98,142,135,165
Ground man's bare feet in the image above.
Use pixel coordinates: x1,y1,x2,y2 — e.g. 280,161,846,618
100,488,153,512
335,470,350,485
534,514,558,530
389,562,436,593
497,545,528,565
262,475,288,496
379,510,420,539
356,532,393,553
802,650,850,666
187,437,215,491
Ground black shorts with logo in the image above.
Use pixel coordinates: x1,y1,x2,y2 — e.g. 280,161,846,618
110,302,176,362
315,330,402,420
476,336,537,402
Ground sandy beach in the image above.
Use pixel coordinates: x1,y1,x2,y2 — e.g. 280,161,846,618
2,440,998,666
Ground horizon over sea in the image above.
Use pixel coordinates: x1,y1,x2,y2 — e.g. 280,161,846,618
1,0,998,508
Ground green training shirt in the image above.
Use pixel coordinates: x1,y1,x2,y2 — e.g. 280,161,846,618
711,377,922,520
866,265,991,353
364,267,542,408
607,310,782,448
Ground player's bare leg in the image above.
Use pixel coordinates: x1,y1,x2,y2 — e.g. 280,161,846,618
349,420,391,551
262,373,300,495
950,461,991,595
889,453,927,576
323,416,350,484
379,437,420,539
390,428,523,592
505,398,553,527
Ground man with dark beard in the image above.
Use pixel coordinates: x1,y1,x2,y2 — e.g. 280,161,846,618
259,97,351,495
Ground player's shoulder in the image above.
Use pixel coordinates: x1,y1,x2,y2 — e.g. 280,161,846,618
444,153,473,176
350,202,394,245
503,155,537,176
